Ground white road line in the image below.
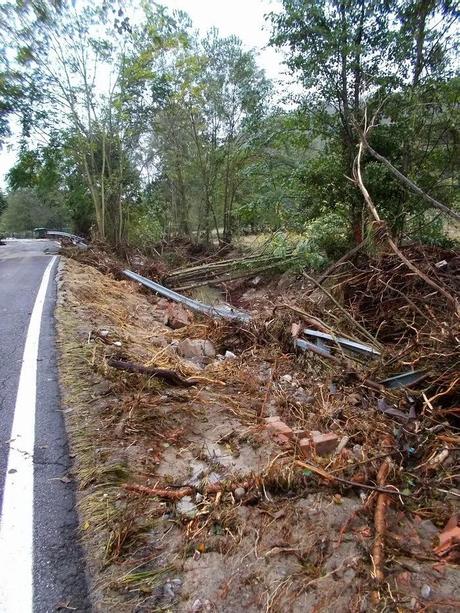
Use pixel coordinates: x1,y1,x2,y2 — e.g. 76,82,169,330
0,255,57,613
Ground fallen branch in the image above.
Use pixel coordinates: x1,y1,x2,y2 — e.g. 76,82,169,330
275,304,338,336
301,271,383,349
124,484,193,500
107,358,199,387
295,460,404,496
371,457,392,604
123,479,255,499
314,238,368,288
361,135,460,223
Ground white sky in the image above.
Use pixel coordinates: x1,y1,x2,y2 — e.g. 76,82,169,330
0,0,286,189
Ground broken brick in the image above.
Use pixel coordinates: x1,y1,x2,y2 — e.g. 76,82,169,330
311,432,339,456
164,303,193,329
298,437,311,458
273,433,292,448
293,428,309,440
266,420,294,440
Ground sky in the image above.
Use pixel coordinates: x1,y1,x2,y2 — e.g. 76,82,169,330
0,0,287,189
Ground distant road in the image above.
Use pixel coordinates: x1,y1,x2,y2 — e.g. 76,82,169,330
0,240,89,612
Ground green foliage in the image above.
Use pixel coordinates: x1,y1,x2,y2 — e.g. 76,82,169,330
127,207,164,247
261,211,350,271
0,188,70,232
406,213,459,248
0,190,7,216
0,0,457,255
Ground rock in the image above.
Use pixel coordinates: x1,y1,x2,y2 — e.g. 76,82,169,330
292,387,313,405
191,599,213,612
234,487,245,500
92,380,112,395
335,435,350,455
195,493,204,503
421,584,431,599
273,433,291,447
343,568,356,584
352,444,363,459
311,432,339,456
163,578,182,601
277,269,295,290
176,496,198,519
177,338,216,360
264,415,281,424
224,350,237,360
99,329,109,337
281,374,293,383
113,341,122,347
165,303,193,329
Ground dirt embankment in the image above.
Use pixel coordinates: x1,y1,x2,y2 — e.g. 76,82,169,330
56,255,459,612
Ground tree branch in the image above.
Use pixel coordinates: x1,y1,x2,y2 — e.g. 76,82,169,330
361,133,460,222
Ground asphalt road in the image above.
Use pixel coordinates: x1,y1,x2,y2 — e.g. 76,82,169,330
0,240,89,612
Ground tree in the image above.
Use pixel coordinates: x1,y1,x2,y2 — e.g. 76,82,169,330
0,188,69,233
0,1,141,246
0,190,7,216
269,0,459,242
6,135,95,235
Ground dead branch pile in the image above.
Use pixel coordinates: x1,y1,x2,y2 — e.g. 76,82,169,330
61,241,167,281
328,243,460,414
163,250,300,291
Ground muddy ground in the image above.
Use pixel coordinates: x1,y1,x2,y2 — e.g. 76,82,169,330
55,256,459,612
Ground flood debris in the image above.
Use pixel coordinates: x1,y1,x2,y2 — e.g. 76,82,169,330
107,358,199,387
123,269,251,322
57,239,459,611
303,327,381,358
162,250,301,290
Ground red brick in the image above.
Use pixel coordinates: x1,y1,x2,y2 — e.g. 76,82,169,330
311,432,339,456
266,421,294,440
273,433,292,448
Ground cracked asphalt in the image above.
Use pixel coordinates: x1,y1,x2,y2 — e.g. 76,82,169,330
0,240,89,612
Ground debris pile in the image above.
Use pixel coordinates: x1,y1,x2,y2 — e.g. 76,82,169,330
163,249,300,290
56,240,459,611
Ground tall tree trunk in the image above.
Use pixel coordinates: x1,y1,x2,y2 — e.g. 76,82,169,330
413,0,433,86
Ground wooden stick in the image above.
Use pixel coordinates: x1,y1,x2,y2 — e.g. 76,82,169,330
371,457,392,603
301,271,383,348
354,114,459,314
295,460,405,496
313,238,367,287
362,136,460,222
123,479,254,499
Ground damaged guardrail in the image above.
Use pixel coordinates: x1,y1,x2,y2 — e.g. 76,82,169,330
123,270,251,322
123,269,425,391
303,328,381,358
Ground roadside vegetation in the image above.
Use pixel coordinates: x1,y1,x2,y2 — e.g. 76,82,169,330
0,0,458,255
1,1,459,611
